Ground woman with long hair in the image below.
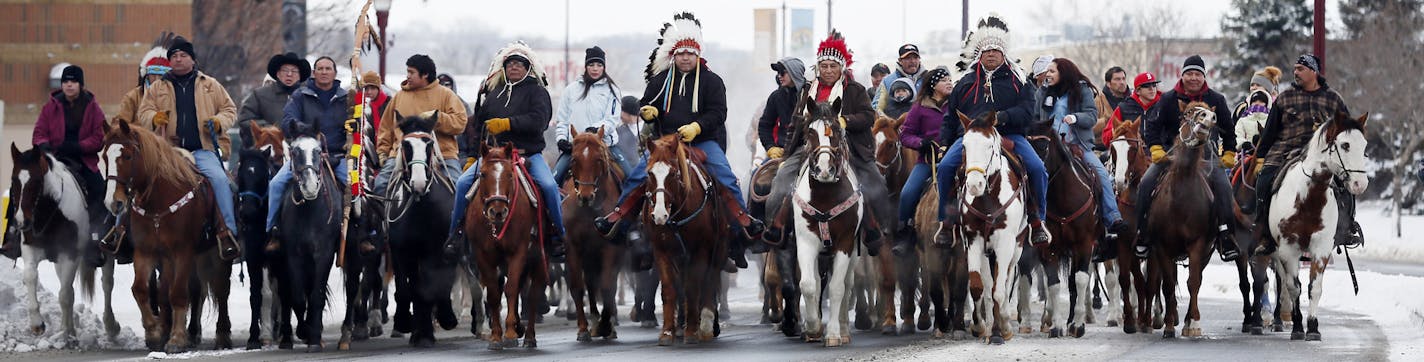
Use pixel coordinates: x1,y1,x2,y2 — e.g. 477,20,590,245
1040,58,1125,261
553,46,632,185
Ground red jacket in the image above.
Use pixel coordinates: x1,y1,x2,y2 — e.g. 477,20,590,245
34,90,105,172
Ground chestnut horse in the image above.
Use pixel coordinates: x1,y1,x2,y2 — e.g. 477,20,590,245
749,157,802,337
561,125,626,342
1104,117,1155,334
1144,101,1219,338
1025,117,1101,338
466,142,549,349
641,134,727,346
869,115,921,335
101,121,234,353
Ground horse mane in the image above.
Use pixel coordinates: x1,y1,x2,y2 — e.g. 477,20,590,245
647,134,696,193
23,151,87,222
1323,111,1368,144
121,124,201,187
571,132,625,181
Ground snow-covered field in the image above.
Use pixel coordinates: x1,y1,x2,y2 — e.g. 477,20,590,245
1346,201,1423,263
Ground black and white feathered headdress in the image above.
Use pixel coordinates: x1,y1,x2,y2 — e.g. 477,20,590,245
955,13,1024,80
644,12,704,81
484,40,548,92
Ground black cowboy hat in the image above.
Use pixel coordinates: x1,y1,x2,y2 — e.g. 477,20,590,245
266,52,311,82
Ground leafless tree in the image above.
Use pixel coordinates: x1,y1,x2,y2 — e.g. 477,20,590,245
193,0,284,98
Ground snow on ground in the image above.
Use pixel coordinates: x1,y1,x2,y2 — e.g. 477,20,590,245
1348,202,1424,263
0,258,143,352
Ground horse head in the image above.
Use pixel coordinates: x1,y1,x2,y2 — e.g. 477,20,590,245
1176,100,1216,148
100,120,143,215
8,144,57,232
288,136,325,201
802,98,849,183
644,134,691,226
245,121,286,168
1109,117,1148,193
872,114,905,172
568,125,616,207
957,111,1003,198
395,110,440,195
476,142,519,226
1319,111,1370,195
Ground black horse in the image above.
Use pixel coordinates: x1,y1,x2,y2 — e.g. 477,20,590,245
339,123,392,349
235,124,285,350
385,111,459,347
272,131,344,353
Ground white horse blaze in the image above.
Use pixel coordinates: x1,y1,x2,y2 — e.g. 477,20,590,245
1111,139,1130,191
405,138,430,193
15,170,29,223
648,162,672,224
101,144,125,213
293,138,322,199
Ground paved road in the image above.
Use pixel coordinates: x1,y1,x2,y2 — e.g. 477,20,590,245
0,259,1397,362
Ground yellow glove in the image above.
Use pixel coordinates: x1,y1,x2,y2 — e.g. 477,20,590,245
485,118,511,135
639,106,659,121
464,157,477,171
152,111,170,127
1149,145,1167,163
1254,158,1266,176
350,104,364,119
1220,151,1238,168
677,123,702,142
344,118,358,133
838,116,848,130
766,147,785,159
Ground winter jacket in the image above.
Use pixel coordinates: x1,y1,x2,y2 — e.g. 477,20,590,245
1145,80,1236,153
641,66,728,149
901,99,946,164
883,77,916,119
354,90,390,132
376,81,468,161
282,78,351,153
787,76,877,161
137,70,238,156
613,122,643,165
875,66,926,113
1094,85,1131,146
1038,81,1100,151
473,75,552,156
239,81,298,129
555,76,620,146
757,86,799,150
34,90,105,172
1103,92,1159,145
113,86,145,128
1255,83,1350,166
939,64,1035,143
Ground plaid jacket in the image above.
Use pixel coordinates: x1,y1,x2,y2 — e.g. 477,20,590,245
1255,84,1350,166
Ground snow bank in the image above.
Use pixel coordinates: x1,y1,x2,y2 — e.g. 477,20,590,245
0,258,143,352
1349,202,1424,263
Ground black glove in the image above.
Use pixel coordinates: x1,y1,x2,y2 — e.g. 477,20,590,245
917,142,934,155
558,139,573,153
584,126,600,133
59,141,81,156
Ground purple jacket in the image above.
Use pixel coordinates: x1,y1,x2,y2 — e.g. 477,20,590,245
900,101,945,164
34,90,105,171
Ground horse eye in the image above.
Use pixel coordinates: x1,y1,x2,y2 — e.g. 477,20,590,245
1341,143,1351,152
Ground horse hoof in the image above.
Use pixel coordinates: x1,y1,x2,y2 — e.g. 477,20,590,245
146,340,164,352
487,339,504,351
411,336,436,348
306,343,323,353
1185,327,1202,337
371,325,384,338
338,340,350,351
353,324,370,341
393,310,412,334
215,334,233,350
1306,332,1321,341
1291,331,1306,340
882,325,898,335
917,316,932,331
900,322,915,335
931,330,945,339
605,330,618,340
1251,326,1264,335
278,336,294,349
854,316,872,331
642,320,657,329
1124,325,1138,334
165,343,190,354
523,339,538,348
658,334,676,346
684,336,699,345
1163,329,1176,339
577,330,592,342
245,339,263,350
389,332,404,339
825,338,842,348
1273,324,1284,333
1049,328,1063,338
1020,326,1033,334
1073,325,1086,338
989,335,1005,345
1107,320,1119,327
30,323,45,336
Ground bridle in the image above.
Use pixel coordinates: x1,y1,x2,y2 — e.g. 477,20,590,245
874,131,903,172
1177,106,1215,148
569,144,608,203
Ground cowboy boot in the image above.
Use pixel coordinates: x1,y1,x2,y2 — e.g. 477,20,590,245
99,212,127,255
1333,187,1363,248
546,210,567,263
218,228,242,262
727,234,748,269
1093,219,1126,262
442,229,464,263
595,192,646,238
1216,224,1241,262
720,190,766,240
892,221,917,256
1251,205,1278,257
860,216,883,257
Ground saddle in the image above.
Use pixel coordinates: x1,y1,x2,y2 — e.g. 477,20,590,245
749,158,782,203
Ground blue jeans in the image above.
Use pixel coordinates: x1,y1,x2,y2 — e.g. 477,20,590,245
616,140,746,210
898,162,933,223
265,158,349,230
935,135,1047,221
193,150,237,232
450,153,564,237
1075,145,1123,224
553,151,633,186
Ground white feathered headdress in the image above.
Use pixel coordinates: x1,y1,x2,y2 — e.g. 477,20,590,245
644,12,703,81
484,40,548,92
139,31,177,79
955,13,1024,80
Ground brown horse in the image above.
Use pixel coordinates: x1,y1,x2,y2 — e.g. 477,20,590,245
912,136,974,340
1228,132,1277,335
868,115,919,335
101,121,234,353
465,142,549,350
1105,117,1156,334
749,157,802,337
640,134,727,346
1025,116,1101,338
1144,101,1219,338
561,125,626,342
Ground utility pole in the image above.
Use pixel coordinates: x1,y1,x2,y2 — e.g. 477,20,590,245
962,0,970,40
564,0,571,85
1313,0,1326,74
827,0,833,30
782,0,787,58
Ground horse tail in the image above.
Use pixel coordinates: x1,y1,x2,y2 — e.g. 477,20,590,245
80,257,97,302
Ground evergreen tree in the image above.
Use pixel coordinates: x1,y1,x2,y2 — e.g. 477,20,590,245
1217,0,1313,100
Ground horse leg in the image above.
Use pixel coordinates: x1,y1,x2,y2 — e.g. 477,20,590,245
103,257,120,341
1184,243,1208,338
305,252,334,352
164,257,194,353
340,262,359,349
991,237,1017,344
599,246,621,339
1103,260,1122,328
21,245,45,337
930,258,951,339
502,252,527,348
1235,254,1254,334
208,260,234,350
1159,253,1179,339
796,234,823,343
475,257,504,350
1249,256,1269,335
897,251,918,335
654,249,679,346
523,252,546,349
567,246,592,342
1071,253,1091,338
55,253,80,347
1043,260,1062,337
1016,265,1033,335
129,253,162,351
1111,258,1135,333
877,252,897,334
824,251,853,347
246,257,266,349
1306,257,1327,341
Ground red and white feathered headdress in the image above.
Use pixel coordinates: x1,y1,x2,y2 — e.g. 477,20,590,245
139,31,177,78
645,12,704,81
815,30,853,67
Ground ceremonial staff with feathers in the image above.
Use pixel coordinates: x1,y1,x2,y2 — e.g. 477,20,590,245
338,0,384,267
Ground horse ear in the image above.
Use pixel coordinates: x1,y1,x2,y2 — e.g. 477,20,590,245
10,142,20,161
894,114,907,129
1177,100,1189,112
569,124,578,138
830,98,843,120
118,119,132,134
957,111,973,131
596,125,606,140
1355,112,1369,129
803,97,817,117
987,111,1000,127
479,140,490,157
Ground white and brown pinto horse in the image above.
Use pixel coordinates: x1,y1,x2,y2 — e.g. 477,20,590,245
945,111,1026,345
1265,111,1369,342
792,100,864,347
